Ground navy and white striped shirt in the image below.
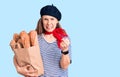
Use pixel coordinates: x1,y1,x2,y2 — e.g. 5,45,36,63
38,34,71,77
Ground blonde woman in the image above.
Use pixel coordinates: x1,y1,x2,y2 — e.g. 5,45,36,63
14,5,72,77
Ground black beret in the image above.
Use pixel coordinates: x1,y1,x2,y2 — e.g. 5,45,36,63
40,5,62,21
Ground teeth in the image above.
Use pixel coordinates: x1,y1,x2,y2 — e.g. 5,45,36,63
47,26,52,29
47,27,51,29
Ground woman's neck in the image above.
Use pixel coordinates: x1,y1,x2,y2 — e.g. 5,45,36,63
43,33,56,43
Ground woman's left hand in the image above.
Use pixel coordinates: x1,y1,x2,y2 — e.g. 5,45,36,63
60,38,70,51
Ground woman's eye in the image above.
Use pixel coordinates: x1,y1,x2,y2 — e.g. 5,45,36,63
51,18,54,20
44,18,48,20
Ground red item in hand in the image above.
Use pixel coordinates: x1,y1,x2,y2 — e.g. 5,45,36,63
44,28,68,48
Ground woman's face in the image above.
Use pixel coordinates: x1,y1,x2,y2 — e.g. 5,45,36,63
42,15,58,32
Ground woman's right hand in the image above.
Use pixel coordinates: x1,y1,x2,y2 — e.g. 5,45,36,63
13,56,38,77
17,65,37,77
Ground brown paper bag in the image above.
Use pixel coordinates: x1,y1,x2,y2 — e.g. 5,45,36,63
13,45,44,76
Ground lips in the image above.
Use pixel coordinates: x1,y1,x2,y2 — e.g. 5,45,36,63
45,25,55,32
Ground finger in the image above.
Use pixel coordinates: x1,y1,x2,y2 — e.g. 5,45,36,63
28,69,37,73
24,65,35,72
65,38,70,45
60,42,67,48
62,37,68,41
62,38,70,46
26,74,35,77
26,73,38,77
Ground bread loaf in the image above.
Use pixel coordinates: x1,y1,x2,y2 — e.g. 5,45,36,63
19,31,30,48
10,40,22,49
13,33,20,42
10,40,16,50
29,30,38,46
10,30,38,48
17,39,23,48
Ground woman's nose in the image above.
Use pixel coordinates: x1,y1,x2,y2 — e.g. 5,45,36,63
47,20,51,24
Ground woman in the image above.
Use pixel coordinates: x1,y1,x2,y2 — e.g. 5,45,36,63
14,5,72,77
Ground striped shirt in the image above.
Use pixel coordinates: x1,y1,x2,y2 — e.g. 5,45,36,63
38,34,72,77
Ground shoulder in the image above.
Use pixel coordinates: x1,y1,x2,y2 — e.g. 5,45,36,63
37,34,44,42
37,34,43,39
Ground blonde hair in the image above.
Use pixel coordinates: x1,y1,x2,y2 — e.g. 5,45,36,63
35,18,62,35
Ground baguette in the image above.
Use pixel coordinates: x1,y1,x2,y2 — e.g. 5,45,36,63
29,30,38,46
16,43,21,49
10,40,22,50
13,33,20,42
17,39,23,48
19,31,30,48
10,30,38,48
10,40,16,50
